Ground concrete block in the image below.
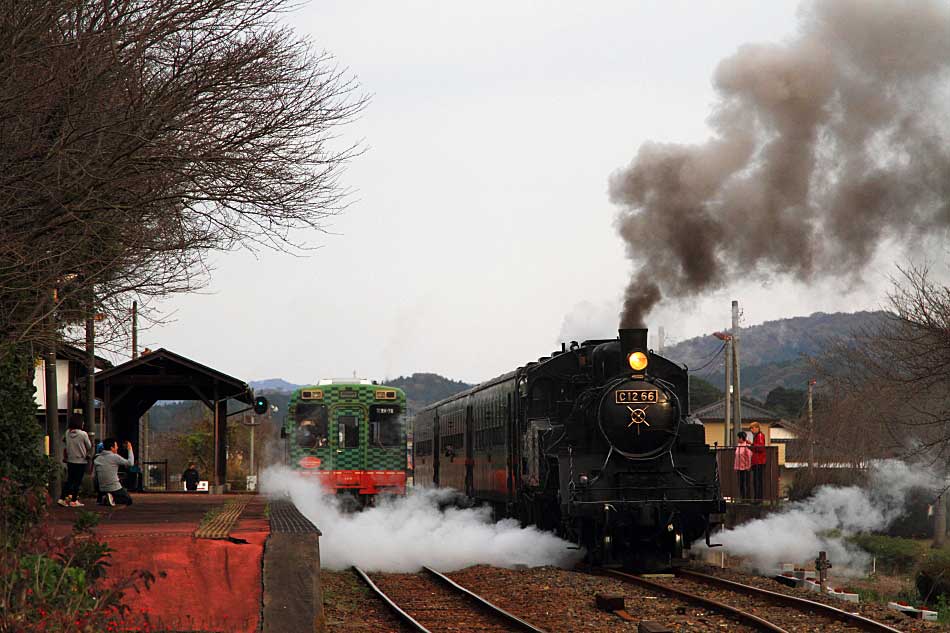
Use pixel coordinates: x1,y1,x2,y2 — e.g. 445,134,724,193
595,593,625,612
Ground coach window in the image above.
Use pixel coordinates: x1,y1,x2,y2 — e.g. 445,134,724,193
295,404,328,448
370,405,404,448
338,415,359,448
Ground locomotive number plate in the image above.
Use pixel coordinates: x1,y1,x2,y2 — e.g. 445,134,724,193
615,389,659,404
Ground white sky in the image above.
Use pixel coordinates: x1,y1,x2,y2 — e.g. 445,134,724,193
137,1,910,385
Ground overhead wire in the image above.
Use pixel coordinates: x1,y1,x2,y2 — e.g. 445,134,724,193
688,341,727,373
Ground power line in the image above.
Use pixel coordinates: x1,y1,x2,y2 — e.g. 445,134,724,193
689,342,727,373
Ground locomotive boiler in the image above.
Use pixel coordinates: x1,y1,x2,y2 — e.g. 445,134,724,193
412,328,724,570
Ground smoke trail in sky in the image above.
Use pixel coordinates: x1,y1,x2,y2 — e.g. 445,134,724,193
261,466,583,572
707,460,936,574
611,0,950,327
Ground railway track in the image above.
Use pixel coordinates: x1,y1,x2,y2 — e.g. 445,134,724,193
353,566,549,633
599,568,905,633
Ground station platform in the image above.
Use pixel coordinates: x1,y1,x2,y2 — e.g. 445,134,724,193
47,493,270,633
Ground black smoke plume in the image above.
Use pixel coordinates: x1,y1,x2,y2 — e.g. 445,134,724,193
611,0,950,327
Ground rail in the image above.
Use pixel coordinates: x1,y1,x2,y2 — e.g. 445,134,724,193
677,569,905,633
422,566,549,633
352,566,549,633
597,568,789,632
352,566,430,632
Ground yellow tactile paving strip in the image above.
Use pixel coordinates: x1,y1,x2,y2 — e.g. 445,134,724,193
194,499,250,539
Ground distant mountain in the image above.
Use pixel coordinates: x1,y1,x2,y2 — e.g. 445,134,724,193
245,373,472,416
249,378,302,393
665,310,889,399
385,373,472,413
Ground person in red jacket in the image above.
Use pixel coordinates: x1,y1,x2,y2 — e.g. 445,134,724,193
749,421,767,501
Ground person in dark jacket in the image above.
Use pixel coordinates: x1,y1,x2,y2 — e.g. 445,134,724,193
182,463,200,492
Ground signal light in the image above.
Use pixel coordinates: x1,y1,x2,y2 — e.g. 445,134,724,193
253,396,269,415
628,351,648,372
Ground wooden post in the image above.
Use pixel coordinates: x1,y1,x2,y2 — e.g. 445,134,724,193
732,300,742,437
85,289,96,437
213,381,228,493
45,348,61,501
131,301,138,359
807,379,815,468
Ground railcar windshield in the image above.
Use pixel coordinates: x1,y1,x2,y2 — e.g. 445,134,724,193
294,403,328,449
369,405,404,448
338,415,359,448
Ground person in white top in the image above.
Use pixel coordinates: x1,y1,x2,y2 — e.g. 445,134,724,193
59,414,92,507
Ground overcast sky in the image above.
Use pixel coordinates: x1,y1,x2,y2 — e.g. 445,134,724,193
135,1,922,385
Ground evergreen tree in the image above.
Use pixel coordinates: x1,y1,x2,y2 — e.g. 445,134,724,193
0,347,51,542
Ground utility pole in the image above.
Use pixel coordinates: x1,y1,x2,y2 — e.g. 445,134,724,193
807,379,816,467
732,300,742,438
131,300,138,359
46,285,62,501
934,492,947,548
724,334,733,445
658,326,666,355
86,287,96,440
45,346,61,501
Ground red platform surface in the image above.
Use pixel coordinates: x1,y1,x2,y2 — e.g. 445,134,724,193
47,493,268,633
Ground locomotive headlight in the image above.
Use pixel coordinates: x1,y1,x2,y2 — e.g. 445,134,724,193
628,351,649,372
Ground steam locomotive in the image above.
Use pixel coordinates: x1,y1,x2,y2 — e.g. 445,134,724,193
412,328,724,570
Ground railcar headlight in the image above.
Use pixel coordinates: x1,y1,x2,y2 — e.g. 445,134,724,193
628,351,649,372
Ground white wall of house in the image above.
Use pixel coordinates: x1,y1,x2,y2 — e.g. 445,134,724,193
33,359,70,411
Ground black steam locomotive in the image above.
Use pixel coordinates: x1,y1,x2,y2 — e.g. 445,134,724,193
412,328,724,570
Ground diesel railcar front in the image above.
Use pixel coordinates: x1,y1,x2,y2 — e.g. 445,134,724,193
284,381,408,501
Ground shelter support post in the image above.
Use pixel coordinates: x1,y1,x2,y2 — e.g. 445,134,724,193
213,384,228,494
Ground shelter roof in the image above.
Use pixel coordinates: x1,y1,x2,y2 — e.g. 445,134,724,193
56,344,113,370
94,348,252,404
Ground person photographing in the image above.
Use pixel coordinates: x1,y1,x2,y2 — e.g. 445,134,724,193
94,439,135,506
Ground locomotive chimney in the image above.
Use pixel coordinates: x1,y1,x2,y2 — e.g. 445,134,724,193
619,328,648,357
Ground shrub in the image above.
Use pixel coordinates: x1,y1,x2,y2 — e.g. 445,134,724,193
0,502,156,633
849,533,926,575
916,548,950,605
786,467,865,501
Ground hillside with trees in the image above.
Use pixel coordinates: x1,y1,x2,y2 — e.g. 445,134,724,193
666,311,890,399
386,373,472,413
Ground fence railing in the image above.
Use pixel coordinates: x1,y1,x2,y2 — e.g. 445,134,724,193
143,460,169,492
714,445,780,503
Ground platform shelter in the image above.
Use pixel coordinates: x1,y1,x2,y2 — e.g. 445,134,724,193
94,348,254,491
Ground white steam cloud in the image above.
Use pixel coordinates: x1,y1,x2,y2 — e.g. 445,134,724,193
709,460,937,574
261,466,583,572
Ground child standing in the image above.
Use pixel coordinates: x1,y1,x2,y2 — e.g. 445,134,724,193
734,430,752,501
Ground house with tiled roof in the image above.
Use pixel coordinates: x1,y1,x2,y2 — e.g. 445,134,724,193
692,398,802,466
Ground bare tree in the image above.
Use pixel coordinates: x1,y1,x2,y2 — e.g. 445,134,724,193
0,0,367,354
822,267,950,461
